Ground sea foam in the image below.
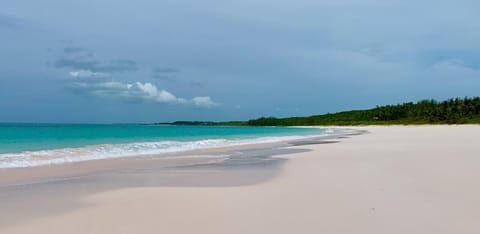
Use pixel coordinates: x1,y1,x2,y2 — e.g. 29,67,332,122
0,133,339,169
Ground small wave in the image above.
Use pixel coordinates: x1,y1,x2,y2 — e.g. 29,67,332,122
0,131,340,169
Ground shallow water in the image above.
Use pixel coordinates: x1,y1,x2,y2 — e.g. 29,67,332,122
0,124,333,168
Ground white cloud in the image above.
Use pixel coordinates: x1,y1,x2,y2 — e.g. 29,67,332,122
135,82,180,103
70,80,218,108
191,96,218,108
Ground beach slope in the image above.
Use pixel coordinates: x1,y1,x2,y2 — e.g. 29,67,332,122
2,126,480,234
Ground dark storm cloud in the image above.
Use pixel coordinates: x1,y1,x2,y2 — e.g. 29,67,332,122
55,57,100,71
55,47,138,73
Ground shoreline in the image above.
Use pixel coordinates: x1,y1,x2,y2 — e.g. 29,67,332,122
2,125,480,233
0,128,359,186
0,126,351,170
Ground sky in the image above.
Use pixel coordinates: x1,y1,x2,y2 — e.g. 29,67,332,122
1,0,479,123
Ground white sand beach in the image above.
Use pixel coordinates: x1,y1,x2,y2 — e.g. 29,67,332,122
1,125,480,234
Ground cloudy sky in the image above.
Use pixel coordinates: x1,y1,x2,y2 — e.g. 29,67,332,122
1,0,479,123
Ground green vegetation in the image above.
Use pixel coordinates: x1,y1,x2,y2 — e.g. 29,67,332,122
161,97,480,126
247,97,480,126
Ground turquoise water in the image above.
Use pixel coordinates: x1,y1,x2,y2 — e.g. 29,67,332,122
0,124,329,168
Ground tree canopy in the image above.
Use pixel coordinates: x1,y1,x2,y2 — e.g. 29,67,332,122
246,97,480,126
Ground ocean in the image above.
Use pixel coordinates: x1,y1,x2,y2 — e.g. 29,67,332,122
0,123,333,169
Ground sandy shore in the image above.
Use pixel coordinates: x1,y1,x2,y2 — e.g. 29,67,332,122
1,125,480,234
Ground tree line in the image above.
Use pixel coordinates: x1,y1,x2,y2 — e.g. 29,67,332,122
246,97,480,126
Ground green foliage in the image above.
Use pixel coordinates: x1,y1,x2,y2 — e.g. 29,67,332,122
246,97,480,126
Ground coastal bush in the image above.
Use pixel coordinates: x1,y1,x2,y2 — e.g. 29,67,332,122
246,97,480,126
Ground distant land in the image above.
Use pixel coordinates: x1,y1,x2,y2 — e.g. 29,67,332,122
159,97,480,126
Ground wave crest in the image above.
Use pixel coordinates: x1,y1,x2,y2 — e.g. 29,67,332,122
0,134,333,169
